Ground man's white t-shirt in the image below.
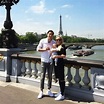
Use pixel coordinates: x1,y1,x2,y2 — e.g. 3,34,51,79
37,38,55,63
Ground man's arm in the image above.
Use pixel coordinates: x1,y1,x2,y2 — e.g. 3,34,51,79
37,39,50,52
38,47,50,52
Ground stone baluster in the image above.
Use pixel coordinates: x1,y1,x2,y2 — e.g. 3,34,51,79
21,60,26,76
36,62,41,78
37,70,41,78
65,65,72,86
31,61,38,78
25,60,32,77
73,65,81,88
82,66,90,90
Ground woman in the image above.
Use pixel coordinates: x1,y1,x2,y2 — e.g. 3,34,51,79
51,35,66,101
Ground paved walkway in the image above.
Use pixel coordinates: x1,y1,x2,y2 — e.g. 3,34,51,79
0,81,102,104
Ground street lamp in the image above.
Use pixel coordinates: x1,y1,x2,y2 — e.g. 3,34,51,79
0,0,19,48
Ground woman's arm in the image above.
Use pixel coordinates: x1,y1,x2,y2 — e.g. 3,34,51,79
52,54,66,59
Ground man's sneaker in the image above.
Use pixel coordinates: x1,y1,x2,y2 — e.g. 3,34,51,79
54,92,61,97
37,91,43,99
46,90,54,97
55,94,65,101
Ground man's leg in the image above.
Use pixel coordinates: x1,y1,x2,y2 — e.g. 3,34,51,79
46,63,54,97
37,62,46,99
40,62,46,90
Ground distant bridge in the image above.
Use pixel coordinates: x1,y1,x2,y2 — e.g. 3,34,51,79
65,42,104,49
18,42,104,51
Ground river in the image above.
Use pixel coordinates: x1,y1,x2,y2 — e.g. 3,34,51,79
25,45,104,61
67,45,104,61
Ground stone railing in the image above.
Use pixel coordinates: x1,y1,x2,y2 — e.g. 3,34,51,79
10,53,104,103
0,50,104,103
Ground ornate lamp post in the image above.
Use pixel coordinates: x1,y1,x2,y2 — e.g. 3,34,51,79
0,0,19,48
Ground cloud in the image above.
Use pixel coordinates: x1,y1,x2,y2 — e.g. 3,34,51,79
30,0,45,14
13,21,41,34
13,20,56,35
65,15,71,20
29,0,55,14
46,9,56,13
61,4,73,8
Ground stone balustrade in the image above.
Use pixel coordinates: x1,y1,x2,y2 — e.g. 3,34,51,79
0,51,104,103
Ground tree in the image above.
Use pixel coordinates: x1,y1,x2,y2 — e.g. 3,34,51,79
25,32,37,44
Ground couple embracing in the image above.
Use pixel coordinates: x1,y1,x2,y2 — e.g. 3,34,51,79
36,30,66,101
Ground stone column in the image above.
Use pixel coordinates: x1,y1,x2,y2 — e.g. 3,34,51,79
0,48,21,82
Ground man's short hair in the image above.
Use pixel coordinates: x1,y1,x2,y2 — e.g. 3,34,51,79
47,30,54,35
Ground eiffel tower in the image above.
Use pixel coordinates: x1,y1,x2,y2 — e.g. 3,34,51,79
58,15,63,36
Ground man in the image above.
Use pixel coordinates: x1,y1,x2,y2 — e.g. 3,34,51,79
37,30,55,99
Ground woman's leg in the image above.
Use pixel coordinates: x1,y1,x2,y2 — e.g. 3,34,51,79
59,80,65,96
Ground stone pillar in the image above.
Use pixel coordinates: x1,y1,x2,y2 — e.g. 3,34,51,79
0,48,21,82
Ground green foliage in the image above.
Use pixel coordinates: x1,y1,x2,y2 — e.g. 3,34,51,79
1,30,104,44
18,32,39,44
14,33,104,44
62,36,99,43
96,39,104,43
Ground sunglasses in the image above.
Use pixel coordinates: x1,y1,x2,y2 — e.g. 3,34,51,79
56,39,62,41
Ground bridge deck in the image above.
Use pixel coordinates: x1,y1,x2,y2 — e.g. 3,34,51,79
0,81,101,104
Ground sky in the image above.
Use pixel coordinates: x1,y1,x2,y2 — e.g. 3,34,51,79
0,0,104,39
